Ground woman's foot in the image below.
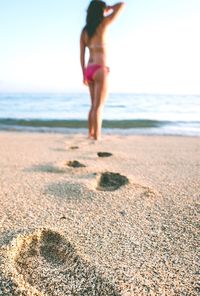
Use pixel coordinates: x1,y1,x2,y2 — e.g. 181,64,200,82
94,135,101,141
88,133,95,140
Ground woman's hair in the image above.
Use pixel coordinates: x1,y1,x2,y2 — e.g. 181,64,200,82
83,0,106,39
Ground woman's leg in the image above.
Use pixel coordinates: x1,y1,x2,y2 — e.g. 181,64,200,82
88,82,95,138
91,68,108,140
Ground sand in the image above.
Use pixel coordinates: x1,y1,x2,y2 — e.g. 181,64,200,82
0,132,199,296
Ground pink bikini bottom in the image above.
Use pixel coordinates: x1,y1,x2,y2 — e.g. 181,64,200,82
84,64,109,83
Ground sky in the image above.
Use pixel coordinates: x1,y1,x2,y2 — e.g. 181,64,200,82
0,0,200,94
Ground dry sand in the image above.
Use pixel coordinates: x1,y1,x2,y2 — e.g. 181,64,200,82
0,132,199,295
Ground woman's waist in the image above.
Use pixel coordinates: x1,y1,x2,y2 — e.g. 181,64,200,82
87,61,108,67
88,56,107,66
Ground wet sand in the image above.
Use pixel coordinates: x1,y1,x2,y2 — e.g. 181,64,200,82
0,132,199,295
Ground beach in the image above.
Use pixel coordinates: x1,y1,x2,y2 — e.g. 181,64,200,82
0,131,199,295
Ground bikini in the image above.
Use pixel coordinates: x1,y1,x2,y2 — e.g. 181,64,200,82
84,44,110,83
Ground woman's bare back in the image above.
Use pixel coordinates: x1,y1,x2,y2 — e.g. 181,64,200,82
82,23,108,65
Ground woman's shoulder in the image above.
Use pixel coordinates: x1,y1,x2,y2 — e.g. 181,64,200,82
81,29,89,44
81,27,86,37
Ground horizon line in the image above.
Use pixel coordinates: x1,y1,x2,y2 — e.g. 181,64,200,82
0,91,200,96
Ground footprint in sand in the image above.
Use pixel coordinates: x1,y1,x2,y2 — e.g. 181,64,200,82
26,163,66,174
66,160,86,168
97,172,129,191
69,146,79,150
8,229,119,296
97,152,113,158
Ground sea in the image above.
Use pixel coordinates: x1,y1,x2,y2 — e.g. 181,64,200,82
0,93,200,136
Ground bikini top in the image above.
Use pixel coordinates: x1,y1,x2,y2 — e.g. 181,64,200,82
88,44,106,49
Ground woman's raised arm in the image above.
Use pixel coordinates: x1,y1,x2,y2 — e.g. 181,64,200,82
104,2,125,25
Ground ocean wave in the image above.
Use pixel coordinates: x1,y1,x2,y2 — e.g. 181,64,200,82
0,118,167,129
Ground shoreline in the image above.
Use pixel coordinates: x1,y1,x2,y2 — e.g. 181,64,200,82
1,128,200,139
0,132,199,295
1,123,200,137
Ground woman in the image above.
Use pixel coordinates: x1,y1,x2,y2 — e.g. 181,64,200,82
80,0,125,140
